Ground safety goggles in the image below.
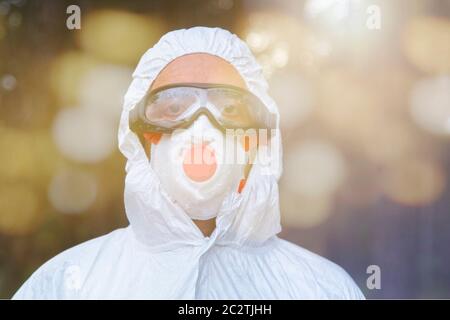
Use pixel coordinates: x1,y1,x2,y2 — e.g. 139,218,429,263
129,83,277,135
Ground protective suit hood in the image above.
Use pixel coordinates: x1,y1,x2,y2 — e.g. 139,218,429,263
119,27,283,251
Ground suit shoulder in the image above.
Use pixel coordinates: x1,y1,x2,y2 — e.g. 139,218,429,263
13,228,128,299
274,238,365,299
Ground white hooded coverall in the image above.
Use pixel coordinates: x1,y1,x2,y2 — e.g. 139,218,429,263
14,27,365,299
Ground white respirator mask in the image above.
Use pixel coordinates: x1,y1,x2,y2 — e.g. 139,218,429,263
150,115,247,220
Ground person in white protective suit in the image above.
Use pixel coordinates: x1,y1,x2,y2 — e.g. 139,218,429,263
13,27,365,299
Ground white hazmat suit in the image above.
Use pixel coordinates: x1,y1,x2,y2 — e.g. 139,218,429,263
14,27,364,299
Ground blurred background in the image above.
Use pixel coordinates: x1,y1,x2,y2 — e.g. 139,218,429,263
0,0,449,298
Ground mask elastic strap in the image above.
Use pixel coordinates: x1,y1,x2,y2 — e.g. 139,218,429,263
238,178,246,193
143,132,162,145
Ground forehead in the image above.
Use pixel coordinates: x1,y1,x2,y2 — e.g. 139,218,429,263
150,53,247,92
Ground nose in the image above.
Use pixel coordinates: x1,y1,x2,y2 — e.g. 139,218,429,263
182,115,219,182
